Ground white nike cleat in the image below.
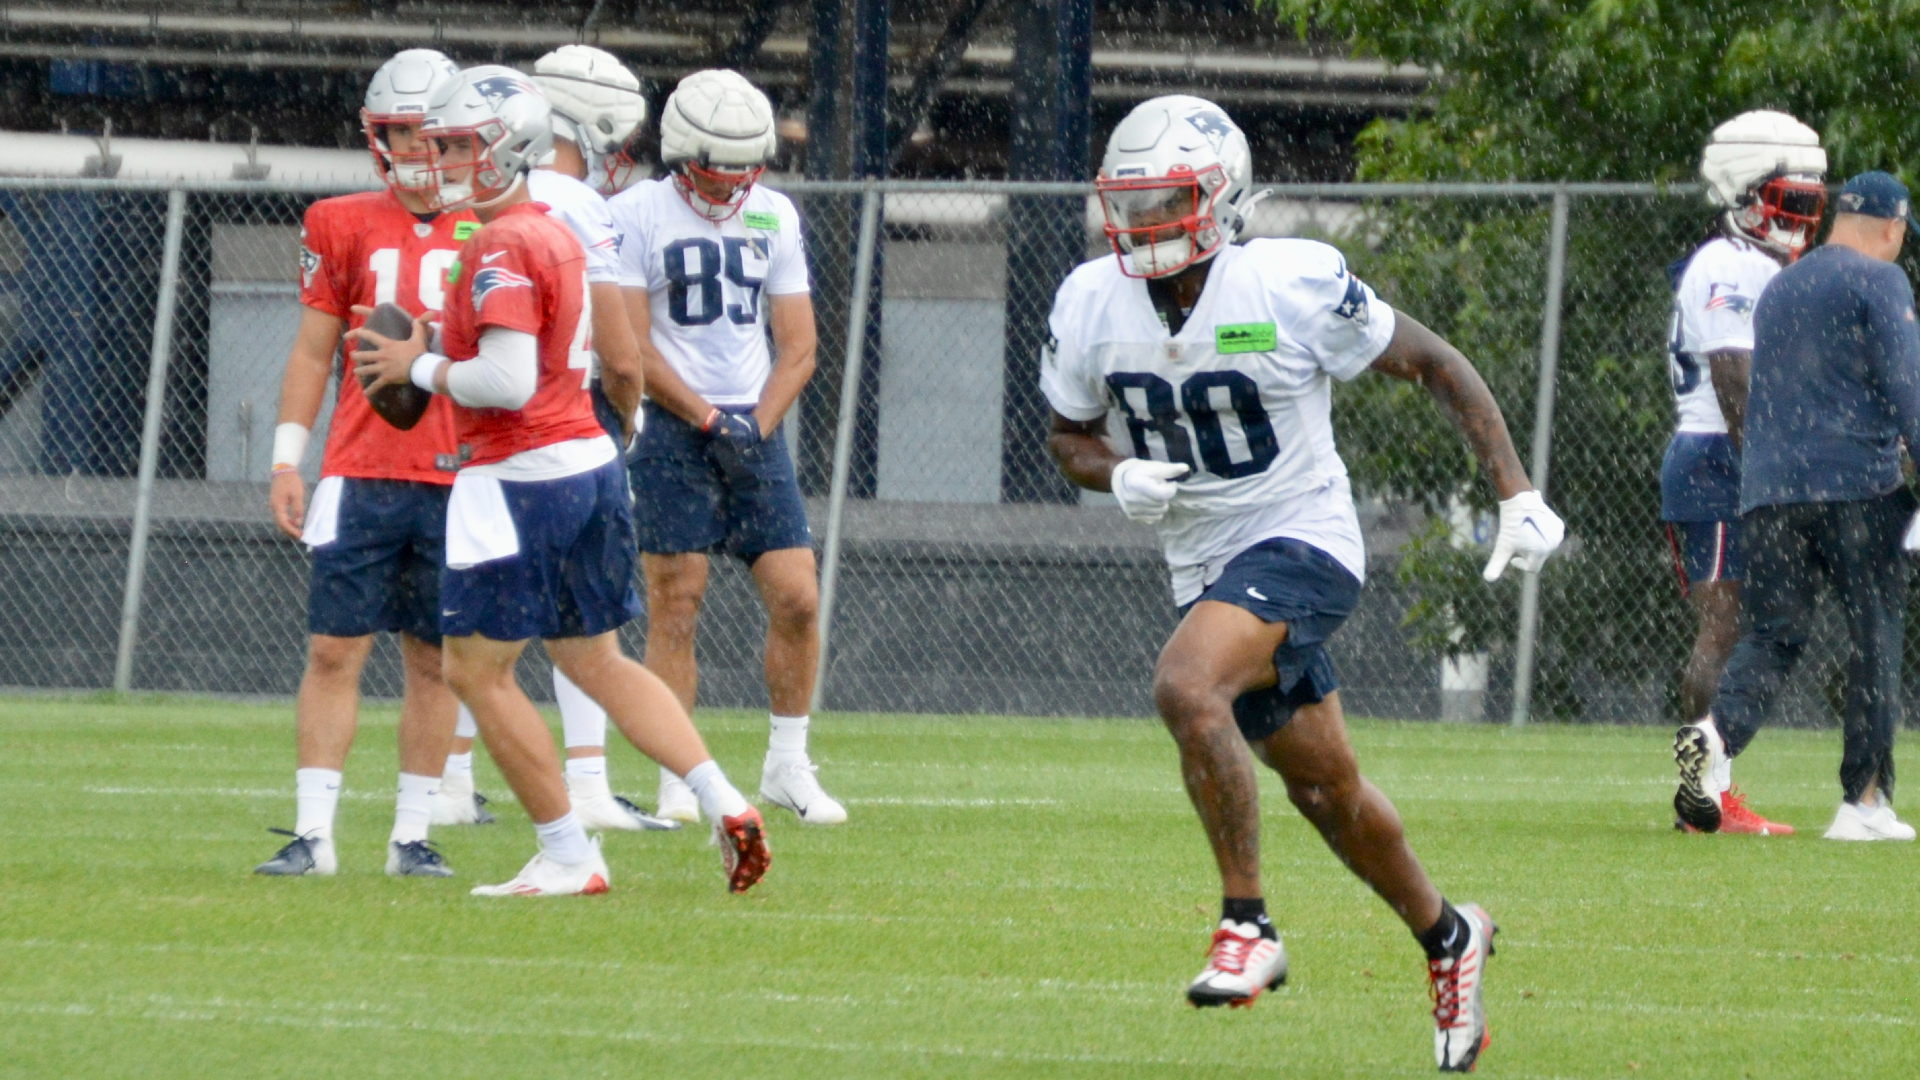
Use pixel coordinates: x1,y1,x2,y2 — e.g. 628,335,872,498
1674,716,1728,832
570,780,681,832
656,770,701,824
761,760,848,825
254,829,337,877
1186,920,1288,1008
1431,903,1497,1073
470,838,611,897
1824,798,1917,841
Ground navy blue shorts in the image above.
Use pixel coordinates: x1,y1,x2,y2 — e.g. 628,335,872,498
1661,432,1741,522
1179,538,1363,743
630,401,813,561
1666,519,1743,593
440,459,642,642
308,478,449,645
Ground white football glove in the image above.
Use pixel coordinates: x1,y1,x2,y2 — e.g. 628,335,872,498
1482,490,1566,582
1110,458,1190,525
1904,510,1920,553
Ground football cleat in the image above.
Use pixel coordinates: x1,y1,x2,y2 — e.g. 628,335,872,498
656,771,701,823
471,837,611,897
570,778,679,831
1430,903,1497,1073
431,790,496,826
254,829,337,877
385,839,455,878
1716,787,1793,835
1186,921,1288,1008
1673,720,1726,833
761,760,849,825
1824,798,1917,841
715,807,771,894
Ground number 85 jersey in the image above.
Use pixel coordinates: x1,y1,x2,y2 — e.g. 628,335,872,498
1041,239,1396,603
607,178,811,406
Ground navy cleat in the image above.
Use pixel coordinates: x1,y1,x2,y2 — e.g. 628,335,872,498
385,839,455,878
254,828,337,877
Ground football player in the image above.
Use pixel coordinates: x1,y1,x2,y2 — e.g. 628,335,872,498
1667,111,1825,837
1041,96,1564,1072
257,49,472,880
350,66,770,896
607,70,846,826
428,47,671,833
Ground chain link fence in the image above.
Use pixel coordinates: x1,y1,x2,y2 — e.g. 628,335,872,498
0,175,1892,727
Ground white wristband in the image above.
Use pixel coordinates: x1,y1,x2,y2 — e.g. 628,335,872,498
410,352,446,393
271,422,309,471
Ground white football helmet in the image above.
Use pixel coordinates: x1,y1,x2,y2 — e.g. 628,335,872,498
1700,110,1827,260
418,65,554,211
362,49,462,193
659,69,777,221
532,44,648,195
1096,95,1254,278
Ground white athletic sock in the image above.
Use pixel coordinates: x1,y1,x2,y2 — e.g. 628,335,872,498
768,713,810,766
443,751,474,779
294,767,343,840
534,811,593,865
683,759,751,821
554,668,608,749
660,763,685,789
565,756,611,799
391,773,438,844
455,703,478,739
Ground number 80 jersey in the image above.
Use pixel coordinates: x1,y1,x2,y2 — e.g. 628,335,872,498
1041,239,1396,602
607,178,811,406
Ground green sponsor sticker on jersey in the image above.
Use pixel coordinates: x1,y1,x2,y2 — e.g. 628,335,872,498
453,221,481,241
1215,322,1277,354
742,210,782,231
446,260,461,285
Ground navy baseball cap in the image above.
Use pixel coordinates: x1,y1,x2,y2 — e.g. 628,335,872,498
1836,171,1920,229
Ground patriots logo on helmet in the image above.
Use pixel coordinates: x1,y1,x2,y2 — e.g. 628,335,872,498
472,74,532,110
1186,111,1233,152
1704,282,1755,314
471,264,533,310
1333,275,1370,323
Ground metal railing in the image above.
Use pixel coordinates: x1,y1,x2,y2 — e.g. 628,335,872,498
6,173,1868,730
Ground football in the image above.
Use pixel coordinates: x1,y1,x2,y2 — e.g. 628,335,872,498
354,301,434,431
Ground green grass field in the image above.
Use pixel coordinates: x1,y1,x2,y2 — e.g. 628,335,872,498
0,695,1914,1079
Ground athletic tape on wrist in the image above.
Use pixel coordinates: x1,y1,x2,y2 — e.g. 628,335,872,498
271,422,309,472
410,352,446,393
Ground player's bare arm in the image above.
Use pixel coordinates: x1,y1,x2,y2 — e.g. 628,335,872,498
1708,348,1752,450
269,306,347,539
589,281,645,438
1046,411,1120,491
755,293,818,433
1367,313,1531,501
621,285,712,424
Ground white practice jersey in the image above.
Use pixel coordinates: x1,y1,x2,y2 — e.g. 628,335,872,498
1042,239,1397,604
1668,235,1778,434
527,169,621,285
607,178,810,405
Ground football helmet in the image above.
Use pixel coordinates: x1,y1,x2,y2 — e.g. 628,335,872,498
1700,110,1827,260
418,65,554,211
1096,94,1254,278
659,69,777,222
362,49,462,192
532,44,648,195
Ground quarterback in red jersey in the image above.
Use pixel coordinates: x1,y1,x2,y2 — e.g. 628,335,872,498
351,66,770,897
255,49,474,881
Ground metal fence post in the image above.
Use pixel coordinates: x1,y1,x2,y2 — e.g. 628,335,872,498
810,185,883,714
1509,186,1572,725
112,186,188,694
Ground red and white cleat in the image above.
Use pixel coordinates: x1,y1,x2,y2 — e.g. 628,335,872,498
716,807,771,893
1717,787,1794,835
1186,921,1288,1008
470,839,610,898
1430,903,1496,1073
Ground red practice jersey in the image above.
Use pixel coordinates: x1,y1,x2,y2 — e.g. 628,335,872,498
439,201,604,468
298,190,476,483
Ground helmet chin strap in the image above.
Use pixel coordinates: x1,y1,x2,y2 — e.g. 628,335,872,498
471,172,527,210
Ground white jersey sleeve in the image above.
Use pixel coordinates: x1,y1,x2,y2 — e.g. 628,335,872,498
1039,266,1108,422
1669,236,1778,433
762,191,811,296
526,169,621,285
1250,239,1397,381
